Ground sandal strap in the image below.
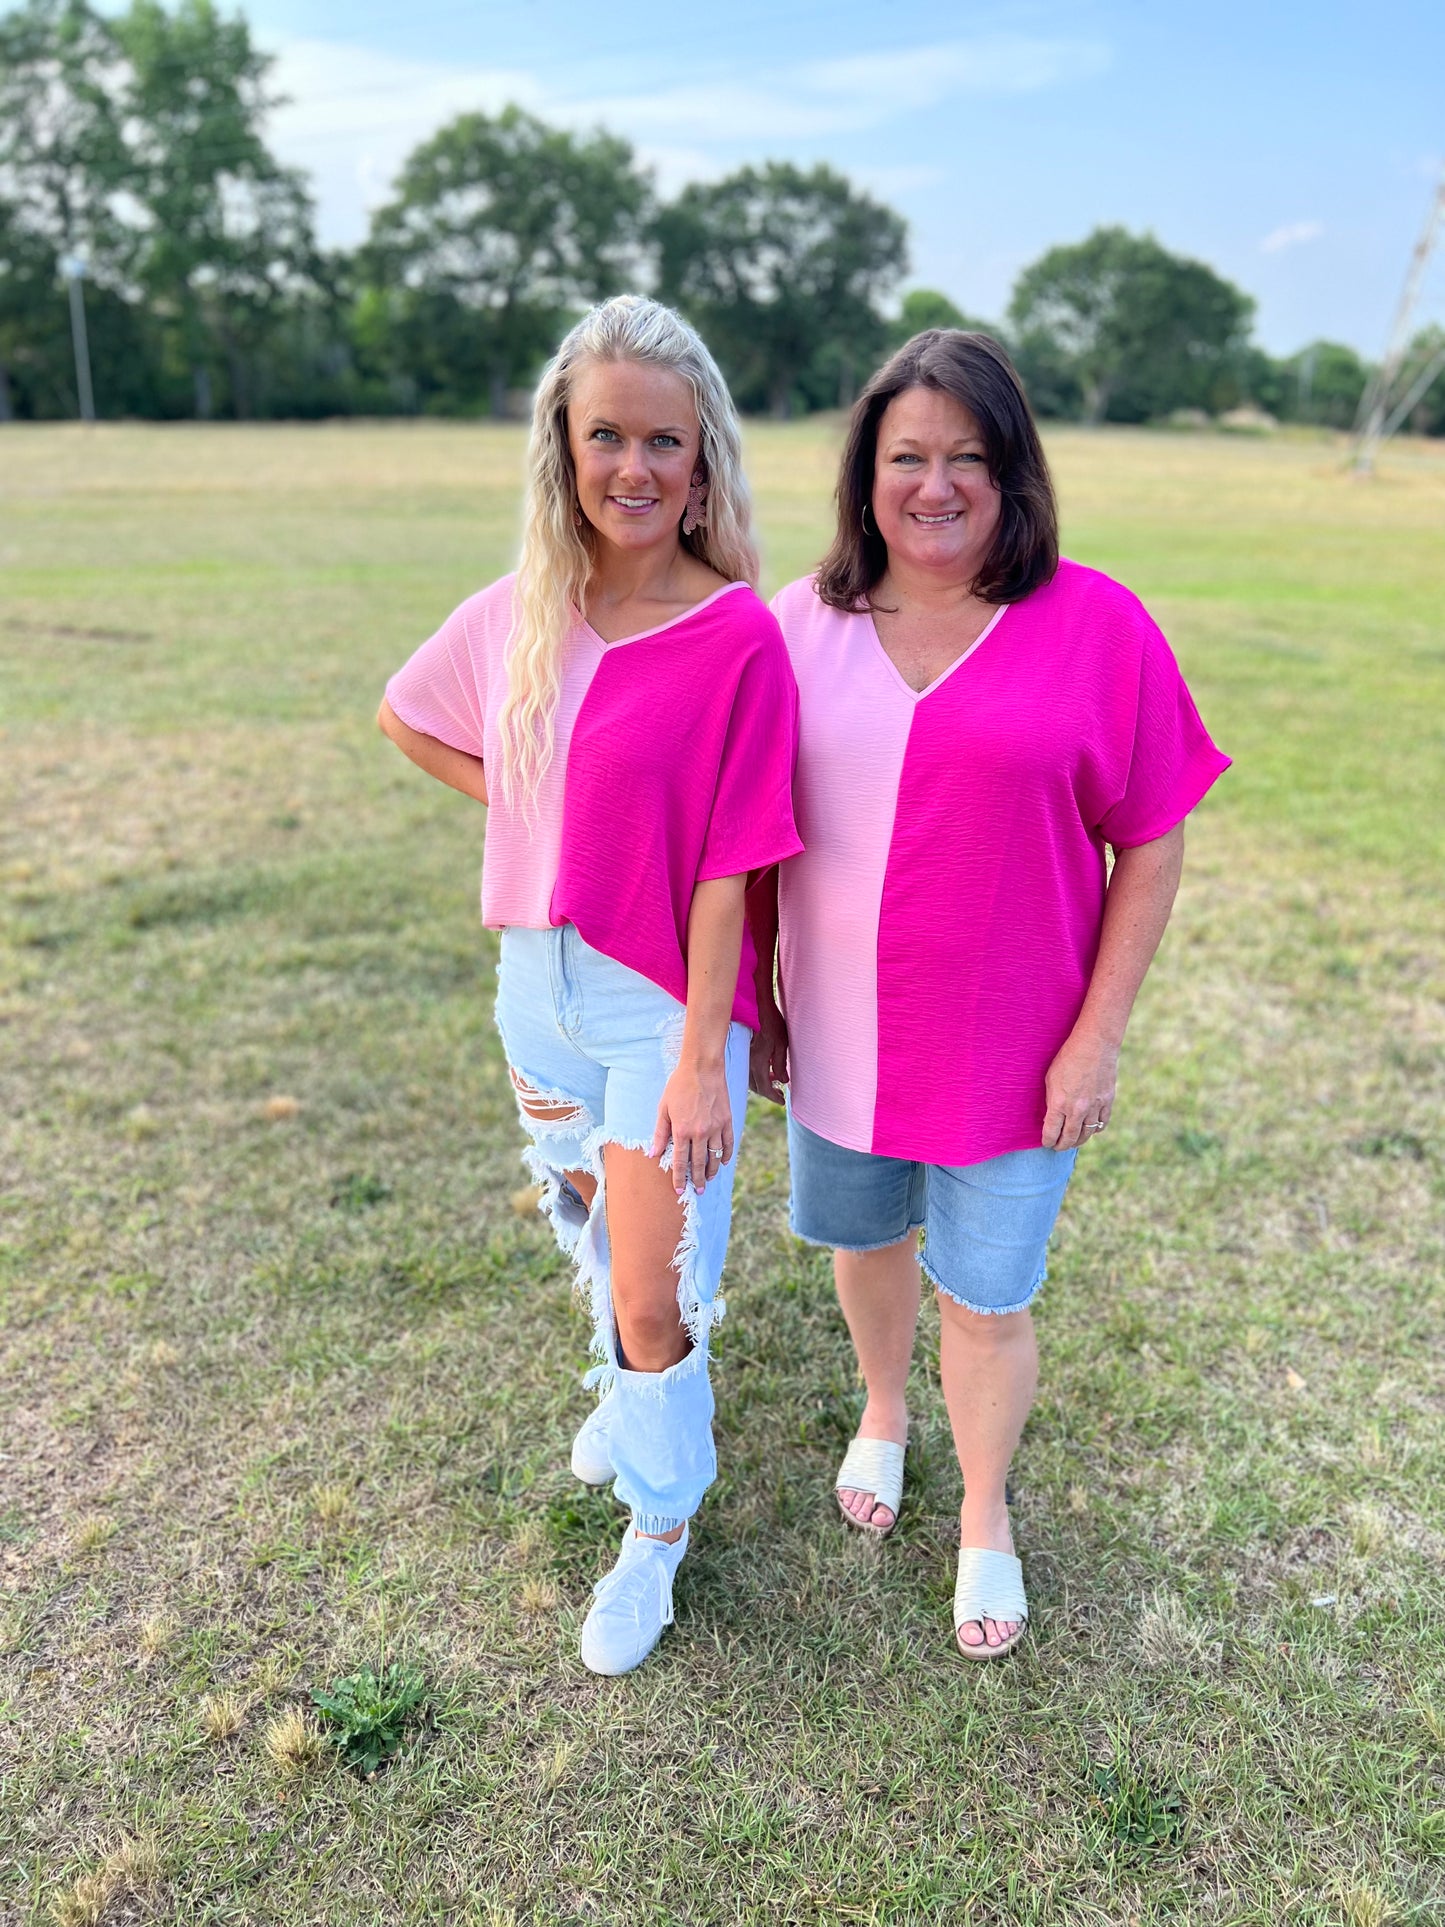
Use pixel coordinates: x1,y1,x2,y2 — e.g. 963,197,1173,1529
834,1437,905,1517
953,1547,1028,1629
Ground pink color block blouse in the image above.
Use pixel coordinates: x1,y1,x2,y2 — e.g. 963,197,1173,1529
386,575,803,1030
771,559,1231,1166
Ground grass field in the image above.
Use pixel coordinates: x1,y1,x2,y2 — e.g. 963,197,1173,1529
1,420,1443,1926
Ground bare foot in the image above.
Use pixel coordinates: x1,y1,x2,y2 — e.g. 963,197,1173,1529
837,1402,907,1532
956,1502,1021,1652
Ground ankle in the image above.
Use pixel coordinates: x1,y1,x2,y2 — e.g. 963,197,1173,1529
858,1394,909,1440
959,1494,1012,1543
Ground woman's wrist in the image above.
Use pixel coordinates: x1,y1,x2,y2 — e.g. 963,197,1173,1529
676,1035,727,1076
1071,1017,1123,1053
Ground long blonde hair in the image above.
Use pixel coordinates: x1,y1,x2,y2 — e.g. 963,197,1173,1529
496,294,759,808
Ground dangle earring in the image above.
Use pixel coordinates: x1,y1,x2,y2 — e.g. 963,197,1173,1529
683,467,709,536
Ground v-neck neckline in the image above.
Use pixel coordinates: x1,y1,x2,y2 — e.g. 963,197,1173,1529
580,579,748,650
865,601,1010,704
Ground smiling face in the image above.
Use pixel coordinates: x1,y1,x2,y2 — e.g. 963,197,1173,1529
870,384,1002,584
566,358,701,556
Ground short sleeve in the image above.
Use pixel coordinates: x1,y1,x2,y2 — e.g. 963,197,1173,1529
697,633,805,881
384,600,487,762
1096,610,1231,848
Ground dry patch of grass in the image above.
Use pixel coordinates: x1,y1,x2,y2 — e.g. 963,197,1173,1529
259,1707,327,1780
47,1838,160,1927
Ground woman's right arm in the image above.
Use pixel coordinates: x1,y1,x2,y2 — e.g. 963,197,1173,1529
377,697,488,805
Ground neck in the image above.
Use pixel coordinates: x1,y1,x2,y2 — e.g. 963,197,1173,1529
586,535,686,609
876,556,985,615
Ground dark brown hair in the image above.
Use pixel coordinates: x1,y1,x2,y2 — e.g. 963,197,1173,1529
815,329,1058,610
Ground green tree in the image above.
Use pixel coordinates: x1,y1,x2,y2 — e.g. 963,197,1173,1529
1008,226,1254,423
114,0,317,418
656,162,907,416
1397,326,1445,437
0,200,57,418
1010,325,1085,421
0,0,133,416
888,288,996,351
1234,344,1292,421
363,106,651,416
1284,340,1368,429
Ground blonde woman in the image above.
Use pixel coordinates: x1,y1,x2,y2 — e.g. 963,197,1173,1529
379,296,801,1674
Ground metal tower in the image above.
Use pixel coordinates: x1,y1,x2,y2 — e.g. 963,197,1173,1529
1351,172,1445,473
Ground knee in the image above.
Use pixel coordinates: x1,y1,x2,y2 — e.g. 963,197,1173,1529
936,1294,1032,1346
612,1289,691,1372
614,1294,686,1353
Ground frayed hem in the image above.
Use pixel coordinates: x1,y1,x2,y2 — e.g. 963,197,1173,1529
924,1255,1046,1317
631,1512,688,1536
789,1221,924,1256
521,1143,589,1256
532,1125,718,1405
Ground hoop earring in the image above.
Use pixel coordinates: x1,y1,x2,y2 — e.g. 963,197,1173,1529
861,503,877,537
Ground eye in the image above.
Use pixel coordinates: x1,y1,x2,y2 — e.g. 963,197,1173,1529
953,451,985,465
891,453,922,465
651,434,682,448
590,427,619,443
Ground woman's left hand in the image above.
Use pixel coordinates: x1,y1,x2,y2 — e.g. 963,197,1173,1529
1042,1028,1119,1150
651,1059,736,1196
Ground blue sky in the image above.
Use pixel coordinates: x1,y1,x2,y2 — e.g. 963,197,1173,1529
240,0,1444,356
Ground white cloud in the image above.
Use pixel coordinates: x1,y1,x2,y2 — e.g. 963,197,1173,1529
261,31,1110,246
1259,219,1324,254
266,39,545,240
558,36,1110,145
805,35,1112,105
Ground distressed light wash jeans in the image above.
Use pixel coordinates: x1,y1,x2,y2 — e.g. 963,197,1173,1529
495,923,750,1535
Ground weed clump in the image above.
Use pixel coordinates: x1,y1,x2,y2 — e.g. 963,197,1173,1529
311,1662,428,1776
330,1171,390,1212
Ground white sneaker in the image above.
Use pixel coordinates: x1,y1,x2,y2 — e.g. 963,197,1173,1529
579,1523,688,1676
570,1396,615,1486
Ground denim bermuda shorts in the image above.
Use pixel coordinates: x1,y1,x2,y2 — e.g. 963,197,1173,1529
787,1109,1076,1315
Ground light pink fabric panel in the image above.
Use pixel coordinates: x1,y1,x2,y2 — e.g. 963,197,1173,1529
384,575,605,931
771,577,913,1153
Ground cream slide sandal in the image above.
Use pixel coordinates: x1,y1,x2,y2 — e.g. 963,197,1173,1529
953,1546,1029,1660
834,1435,906,1538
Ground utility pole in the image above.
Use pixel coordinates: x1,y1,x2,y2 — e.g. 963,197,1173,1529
60,253,96,423
1351,172,1444,475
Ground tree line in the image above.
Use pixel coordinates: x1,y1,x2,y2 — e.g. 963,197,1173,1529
3,0,1442,433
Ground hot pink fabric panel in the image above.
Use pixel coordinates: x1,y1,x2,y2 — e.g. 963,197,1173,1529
773,563,1231,1166
771,577,913,1152
386,576,803,1031
553,586,802,1031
